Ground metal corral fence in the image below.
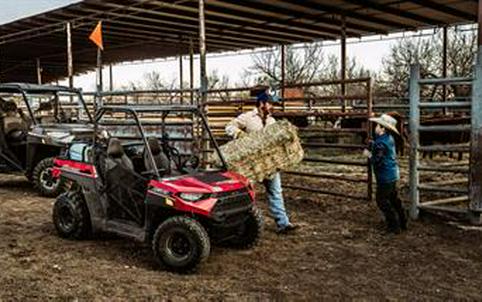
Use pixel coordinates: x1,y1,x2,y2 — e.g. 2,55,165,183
81,78,375,201
203,78,374,201
409,62,482,223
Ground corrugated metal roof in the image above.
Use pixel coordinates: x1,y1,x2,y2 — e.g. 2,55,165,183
0,0,477,83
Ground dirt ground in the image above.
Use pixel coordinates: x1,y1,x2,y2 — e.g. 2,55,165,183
1,171,482,301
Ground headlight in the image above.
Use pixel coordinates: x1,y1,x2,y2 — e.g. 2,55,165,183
151,187,171,196
178,192,209,202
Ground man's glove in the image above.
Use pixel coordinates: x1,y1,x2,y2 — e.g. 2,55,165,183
235,129,247,139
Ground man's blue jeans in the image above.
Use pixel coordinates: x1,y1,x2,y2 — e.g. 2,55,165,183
262,172,290,228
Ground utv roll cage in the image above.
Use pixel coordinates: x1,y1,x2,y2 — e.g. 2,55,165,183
94,105,228,178
0,82,93,124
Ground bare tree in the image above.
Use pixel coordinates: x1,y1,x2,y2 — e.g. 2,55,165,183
321,54,372,95
246,43,325,86
380,27,477,100
381,36,439,98
445,28,477,100
207,69,232,101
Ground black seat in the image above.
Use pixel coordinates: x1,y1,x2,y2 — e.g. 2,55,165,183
104,138,144,224
107,138,134,171
2,102,27,142
144,137,171,176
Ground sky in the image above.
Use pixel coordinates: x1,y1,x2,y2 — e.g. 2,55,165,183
0,0,80,25
1,0,430,92
72,36,396,92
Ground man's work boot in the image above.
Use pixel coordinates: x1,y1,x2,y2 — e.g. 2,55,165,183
277,223,298,235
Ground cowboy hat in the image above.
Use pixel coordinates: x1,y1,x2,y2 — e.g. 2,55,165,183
369,114,399,135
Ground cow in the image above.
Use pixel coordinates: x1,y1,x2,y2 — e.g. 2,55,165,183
419,114,470,160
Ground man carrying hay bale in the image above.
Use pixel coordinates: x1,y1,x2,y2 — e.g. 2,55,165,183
225,86,298,234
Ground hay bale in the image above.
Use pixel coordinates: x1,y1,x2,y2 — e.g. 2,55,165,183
216,120,304,182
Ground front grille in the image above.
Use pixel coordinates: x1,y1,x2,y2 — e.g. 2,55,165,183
194,173,230,184
212,188,252,214
215,187,248,198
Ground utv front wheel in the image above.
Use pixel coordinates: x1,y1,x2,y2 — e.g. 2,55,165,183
53,190,91,240
227,208,264,249
33,157,66,197
152,216,210,273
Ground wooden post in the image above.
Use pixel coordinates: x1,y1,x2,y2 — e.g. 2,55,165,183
199,0,207,106
366,78,373,202
109,64,113,91
409,64,421,219
479,1,482,49
179,54,184,104
96,48,103,109
468,1,482,222
190,38,194,105
66,22,73,89
470,52,482,219
442,26,448,115
281,44,286,111
199,0,209,165
341,16,347,112
36,58,42,85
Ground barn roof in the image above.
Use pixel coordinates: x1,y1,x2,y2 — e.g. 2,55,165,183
0,0,477,83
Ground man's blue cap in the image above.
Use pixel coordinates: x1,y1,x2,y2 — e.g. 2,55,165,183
256,90,279,103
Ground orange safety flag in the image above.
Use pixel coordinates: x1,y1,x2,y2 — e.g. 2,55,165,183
89,21,104,50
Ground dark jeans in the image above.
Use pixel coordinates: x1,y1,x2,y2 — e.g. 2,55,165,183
376,181,407,232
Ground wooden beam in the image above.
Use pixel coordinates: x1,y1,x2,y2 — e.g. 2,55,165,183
82,2,327,43
149,1,337,39
343,0,444,25
408,0,476,21
212,0,384,35
295,0,415,30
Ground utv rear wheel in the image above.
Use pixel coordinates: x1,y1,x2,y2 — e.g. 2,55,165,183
227,208,264,249
152,216,210,273
33,157,66,197
53,190,91,240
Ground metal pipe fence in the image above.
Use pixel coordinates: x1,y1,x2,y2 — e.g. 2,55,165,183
80,79,374,201
409,64,479,222
203,78,374,201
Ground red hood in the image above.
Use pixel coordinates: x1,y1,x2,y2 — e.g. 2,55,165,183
149,171,250,194
148,171,254,217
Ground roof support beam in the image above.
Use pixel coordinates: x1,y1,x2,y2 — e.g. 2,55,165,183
210,0,384,35
63,7,309,46
408,0,476,21
0,0,157,44
292,0,415,30
81,2,329,42
36,11,265,53
342,0,443,25
147,0,358,38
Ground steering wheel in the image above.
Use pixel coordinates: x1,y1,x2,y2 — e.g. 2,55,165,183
180,154,200,174
160,137,200,173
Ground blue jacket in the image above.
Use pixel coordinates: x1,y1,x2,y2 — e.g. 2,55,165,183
370,133,400,184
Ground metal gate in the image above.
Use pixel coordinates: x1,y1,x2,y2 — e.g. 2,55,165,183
409,61,482,222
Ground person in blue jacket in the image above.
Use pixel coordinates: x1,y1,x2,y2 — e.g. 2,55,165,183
363,114,407,234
